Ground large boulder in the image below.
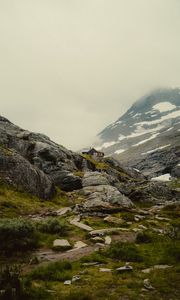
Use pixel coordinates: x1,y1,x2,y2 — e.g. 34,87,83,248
0,147,54,199
78,172,133,213
83,172,109,187
0,116,83,192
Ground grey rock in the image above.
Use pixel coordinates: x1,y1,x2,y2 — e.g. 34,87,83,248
104,215,124,225
56,207,72,216
72,275,81,283
83,172,109,187
99,268,112,272
143,279,155,290
0,148,54,199
116,263,133,272
53,239,71,251
80,172,133,212
74,241,87,249
0,116,83,193
51,170,82,192
64,280,71,285
69,219,93,231
89,227,129,236
91,236,104,243
104,236,112,245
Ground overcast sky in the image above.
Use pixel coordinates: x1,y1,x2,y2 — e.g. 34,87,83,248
0,0,180,150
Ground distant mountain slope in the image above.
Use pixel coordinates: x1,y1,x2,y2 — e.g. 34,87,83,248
96,88,180,178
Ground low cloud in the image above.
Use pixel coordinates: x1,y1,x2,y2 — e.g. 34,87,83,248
0,0,180,149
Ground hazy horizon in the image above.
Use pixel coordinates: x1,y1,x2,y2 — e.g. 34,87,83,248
1,0,180,150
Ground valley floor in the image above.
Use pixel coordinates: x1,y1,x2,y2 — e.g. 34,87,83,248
0,182,180,300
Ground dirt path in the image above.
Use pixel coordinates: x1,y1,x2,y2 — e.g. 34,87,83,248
36,245,99,264
23,245,100,273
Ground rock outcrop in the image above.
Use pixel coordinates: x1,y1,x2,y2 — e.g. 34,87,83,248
77,172,133,213
0,147,54,199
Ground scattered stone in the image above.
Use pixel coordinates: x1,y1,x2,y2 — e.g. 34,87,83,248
99,268,112,272
64,280,71,285
95,243,105,248
116,263,133,272
82,262,99,267
53,239,71,251
142,265,172,273
70,220,93,231
89,227,129,236
143,279,155,290
56,207,72,216
72,275,81,283
105,236,112,245
138,225,148,230
135,215,146,221
152,228,164,234
91,236,104,243
104,215,124,225
74,241,87,249
136,209,152,216
155,216,171,221
127,222,133,225
71,215,81,222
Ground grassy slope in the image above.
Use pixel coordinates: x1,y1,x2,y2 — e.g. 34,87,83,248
0,180,180,300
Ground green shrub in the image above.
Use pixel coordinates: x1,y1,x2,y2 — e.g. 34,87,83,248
28,260,72,282
136,231,156,243
0,265,22,300
106,242,143,262
36,217,68,235
161,241,180,264
80,252,106,264
167,219,180,239
0,218,38,254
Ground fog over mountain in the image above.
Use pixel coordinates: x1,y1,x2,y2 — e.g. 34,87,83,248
0,0,180,149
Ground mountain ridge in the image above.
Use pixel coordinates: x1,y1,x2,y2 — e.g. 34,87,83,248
95,87,180,178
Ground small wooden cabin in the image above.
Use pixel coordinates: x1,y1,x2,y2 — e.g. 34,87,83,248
82,148,104,158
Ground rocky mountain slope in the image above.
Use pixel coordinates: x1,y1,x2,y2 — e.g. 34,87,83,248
0,115,178,214
96,88,180,178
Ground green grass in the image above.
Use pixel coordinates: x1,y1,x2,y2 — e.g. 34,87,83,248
105,242,143,262
0,218,38,255
28,260,72,282
0,180,70,218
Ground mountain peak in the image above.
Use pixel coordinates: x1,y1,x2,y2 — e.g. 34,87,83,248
95,88,180,177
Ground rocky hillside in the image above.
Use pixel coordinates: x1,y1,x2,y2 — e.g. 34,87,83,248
0,115,178,214
96,88,180,178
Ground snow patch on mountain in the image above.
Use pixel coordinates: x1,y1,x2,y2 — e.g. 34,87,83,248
114,149,125,154
152,102,177,113
151,173,171,181
133,133,160,147
141,144,171,155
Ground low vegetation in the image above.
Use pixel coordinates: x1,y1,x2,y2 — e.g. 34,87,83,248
0,182,180,299
0,218,38,255
36,217,68,235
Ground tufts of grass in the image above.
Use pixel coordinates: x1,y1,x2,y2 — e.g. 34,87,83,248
28,260,72,282
0,218,38,255
135,231,158,244
105,242,143,262
36,217,69,235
